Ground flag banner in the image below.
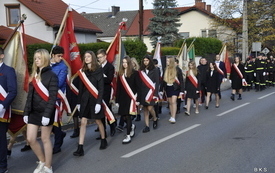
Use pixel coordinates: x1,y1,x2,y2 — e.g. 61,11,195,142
187,44,195,60
219,44,231,75
153,39,163,76
177,41,188,77
3,23,29,114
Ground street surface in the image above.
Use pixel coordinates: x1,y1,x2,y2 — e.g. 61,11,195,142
7,87,275,173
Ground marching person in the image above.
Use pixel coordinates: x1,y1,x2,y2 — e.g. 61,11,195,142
23,49,58,173
205,62,220,109
73,51,107,157
244,57,255,91
215,54,227,98
254,54,266,91
184,61,200,116
162,57,184,123
116,56,140,144
50,46,67,154
139,56,159,133
131,57,142,121
197,57,208,105
0,47,17,173
96,49,116,138
229,56,246,100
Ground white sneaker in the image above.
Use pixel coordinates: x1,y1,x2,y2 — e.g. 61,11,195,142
169,117,176,124
122,135,131,144
130,124,136,137
33,161,45,173
193,104,196,108
42,166,53,173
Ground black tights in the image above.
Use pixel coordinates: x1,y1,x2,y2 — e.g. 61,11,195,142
123,115,132,135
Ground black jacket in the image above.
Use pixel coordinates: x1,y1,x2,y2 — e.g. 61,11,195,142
24,66,58,119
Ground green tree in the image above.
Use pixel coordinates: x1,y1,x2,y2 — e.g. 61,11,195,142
148,0,181,47
212,0,275,54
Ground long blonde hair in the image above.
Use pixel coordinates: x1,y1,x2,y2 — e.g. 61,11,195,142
31,49,50,81
131,57,140,70
187,61,198,76
164,57,177,84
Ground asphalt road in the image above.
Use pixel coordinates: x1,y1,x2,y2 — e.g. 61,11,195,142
7,86,275,173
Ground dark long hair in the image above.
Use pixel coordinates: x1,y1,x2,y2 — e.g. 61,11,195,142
81,50,100,72
140,56,155,71
118,56,134,77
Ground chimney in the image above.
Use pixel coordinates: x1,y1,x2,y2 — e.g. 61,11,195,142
195,0,206,10
206,5,211,13
112,6,120,16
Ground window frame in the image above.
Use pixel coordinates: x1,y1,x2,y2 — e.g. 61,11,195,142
5,4,21,27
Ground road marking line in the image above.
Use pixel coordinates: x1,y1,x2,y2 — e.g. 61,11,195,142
121,124,201,158
258,92,275,99
216,102,250,117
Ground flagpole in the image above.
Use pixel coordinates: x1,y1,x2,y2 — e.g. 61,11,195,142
51,7,69,54
187,38,196,51
219,44,226,55
176,39,186,58
2,15,27,49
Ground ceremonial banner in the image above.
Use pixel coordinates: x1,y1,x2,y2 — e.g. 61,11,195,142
153,38,163,76
219,44,231,75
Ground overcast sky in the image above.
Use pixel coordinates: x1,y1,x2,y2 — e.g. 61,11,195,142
62,0,216,13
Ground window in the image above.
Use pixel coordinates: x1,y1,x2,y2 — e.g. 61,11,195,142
208,30,217,38
201,30,207,37
5,4,20,27
179,32,190,39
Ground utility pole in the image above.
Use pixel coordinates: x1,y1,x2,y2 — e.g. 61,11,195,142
139,0,144,41
242,0,249,60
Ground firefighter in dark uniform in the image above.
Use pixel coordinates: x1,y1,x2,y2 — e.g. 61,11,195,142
266,57,273,87
244,57,254,91
254,54,266,91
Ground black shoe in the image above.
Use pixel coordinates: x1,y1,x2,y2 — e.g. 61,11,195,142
21,145,31,152
53,148,61,154
99,139,108,150
7,149,11,157
176,110,180,114
237,97,242,100
205,106,208,109
0,168,8,173
73,144,84,156
70,128,79,138
142,126,150,133
135,114,141,121
215,105,219,108
131,115,136,120
110,124,116,137
94,127,99,132
230,95,235,101
153,119,158,129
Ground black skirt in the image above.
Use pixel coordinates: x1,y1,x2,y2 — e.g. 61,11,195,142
166,86,180,97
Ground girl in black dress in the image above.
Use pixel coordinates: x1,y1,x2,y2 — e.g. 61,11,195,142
184,61,200,115
163,57,184,123
116,56,140,144
230,56,246,100
205,62,220,109
139,56,159,133
73,51,106,157
23,49,58,173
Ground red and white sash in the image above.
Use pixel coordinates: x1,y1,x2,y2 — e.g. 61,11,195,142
32,76,62,125
188,70,198,88
119,74,137,115
139,70,155,103
233,64,247,86
0,85,11,122
77,70,115,124
216,62,225,76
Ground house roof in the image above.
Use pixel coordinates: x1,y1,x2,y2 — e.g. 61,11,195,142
18,0,102,33
126,7,190,36
82,10,138,37
0,25,48,45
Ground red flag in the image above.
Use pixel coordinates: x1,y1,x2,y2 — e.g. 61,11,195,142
153,38,163,76
219,44,231,75
59,8,82,76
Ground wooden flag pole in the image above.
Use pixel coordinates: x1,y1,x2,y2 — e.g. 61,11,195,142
67,105,78,124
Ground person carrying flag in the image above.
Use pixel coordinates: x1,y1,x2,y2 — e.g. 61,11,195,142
215,54,227,99
0,47,17,173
